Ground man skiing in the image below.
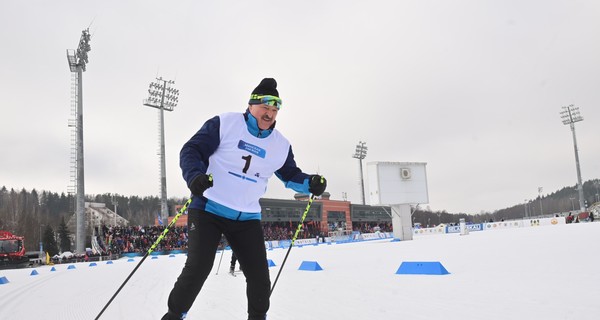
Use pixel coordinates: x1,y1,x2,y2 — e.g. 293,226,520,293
230,251,240,276
162,78,327,320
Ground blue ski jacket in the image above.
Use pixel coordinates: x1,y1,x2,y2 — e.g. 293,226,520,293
180,109,311,220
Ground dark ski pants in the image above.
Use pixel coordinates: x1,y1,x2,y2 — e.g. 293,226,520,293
231,251,238,270
164,209,270,320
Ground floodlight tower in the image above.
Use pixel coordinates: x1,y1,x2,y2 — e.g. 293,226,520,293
111,196,118,226
143,77,179,224
538,187,544,217
560,104,585,213
66,28,91,254
352,141,368,204
569,197,575,211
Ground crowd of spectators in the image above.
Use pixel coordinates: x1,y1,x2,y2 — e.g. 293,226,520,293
262,221,321,241
94,220,388,255
352,222,393,233
97,225,188,255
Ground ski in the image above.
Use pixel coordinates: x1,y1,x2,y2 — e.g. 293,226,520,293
228,269,243,277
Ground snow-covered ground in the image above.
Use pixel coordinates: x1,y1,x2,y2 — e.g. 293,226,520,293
1,222,599,320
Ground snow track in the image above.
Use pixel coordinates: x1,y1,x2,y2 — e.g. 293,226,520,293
1,223,599,320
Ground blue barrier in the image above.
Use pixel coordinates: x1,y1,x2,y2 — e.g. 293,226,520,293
126,249,188,258
298,261,323,271
396,261,449,275
122,252,143,258
30,270,39,276
0,276,9,284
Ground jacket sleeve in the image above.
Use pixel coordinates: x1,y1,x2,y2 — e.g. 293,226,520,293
180,116,220,188
274,146,311,194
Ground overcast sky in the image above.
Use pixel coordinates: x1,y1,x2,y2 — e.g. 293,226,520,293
1,0,599,214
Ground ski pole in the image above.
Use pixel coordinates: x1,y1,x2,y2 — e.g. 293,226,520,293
270,193,316,296
215,244,225,275
95,197,193,320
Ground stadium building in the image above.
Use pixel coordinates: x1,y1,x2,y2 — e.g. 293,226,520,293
163,192,392,237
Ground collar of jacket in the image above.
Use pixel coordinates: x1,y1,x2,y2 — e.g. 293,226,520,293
244,108,275,138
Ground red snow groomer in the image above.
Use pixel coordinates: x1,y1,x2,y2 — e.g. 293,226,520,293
0,230,29,269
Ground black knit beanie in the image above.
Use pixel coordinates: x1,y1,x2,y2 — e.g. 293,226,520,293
249,78,279,105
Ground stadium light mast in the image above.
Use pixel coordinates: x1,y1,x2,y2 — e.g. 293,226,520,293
538,187,543,217
569,197,575,211
111,196,118,226
66,28,91,254
560,104,585,213
352,141,368,205
143,77,179,224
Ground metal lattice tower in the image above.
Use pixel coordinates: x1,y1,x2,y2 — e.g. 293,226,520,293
66,28,91,254
560,104,585,212
352,141,368,205
68,73,78,200
143,77,179,224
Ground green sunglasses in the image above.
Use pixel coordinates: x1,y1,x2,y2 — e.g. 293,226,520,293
249,94,282,110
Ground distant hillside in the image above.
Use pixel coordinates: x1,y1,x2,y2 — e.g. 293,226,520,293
411,178,599,226
488,179,599,220
1,179,598,248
